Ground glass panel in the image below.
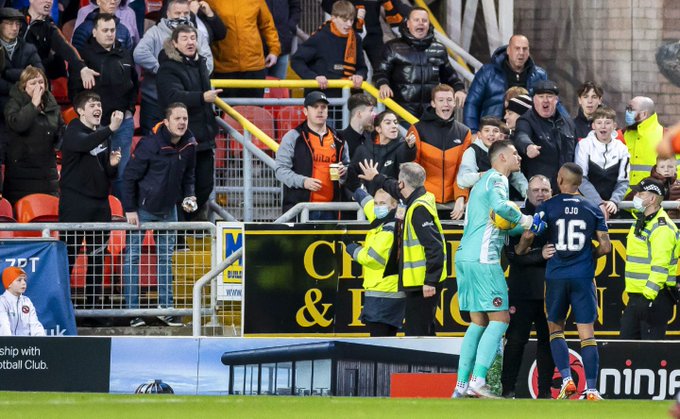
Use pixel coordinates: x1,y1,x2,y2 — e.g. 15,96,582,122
312,359,332,396
276,362,293,395
295,360,313,396
232,365,245,395
261,363,276,395
245,364,258,395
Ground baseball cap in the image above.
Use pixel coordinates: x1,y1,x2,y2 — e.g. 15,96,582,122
533,80,559,96
632,177,666,196
507,94,533,115
304,91,329,107
2,266,26,289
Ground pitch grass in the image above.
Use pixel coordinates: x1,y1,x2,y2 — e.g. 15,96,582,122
0,392,672,419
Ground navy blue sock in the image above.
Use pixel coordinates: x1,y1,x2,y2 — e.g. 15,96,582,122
581,337,599,390
549,331,571,379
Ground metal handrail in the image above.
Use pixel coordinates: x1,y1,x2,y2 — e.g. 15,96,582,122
215,117,276,169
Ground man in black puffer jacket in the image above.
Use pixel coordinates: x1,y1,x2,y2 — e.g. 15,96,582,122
157,24,221,218
373,7,465,119
71,13,139,199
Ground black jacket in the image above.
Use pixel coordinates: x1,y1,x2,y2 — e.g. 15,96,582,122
122,125,197,215
59,118,116,200
3,84,62,203
337,125,370,159
73,38,138,125
157,39,217,151
0,39,43,117
373,24,464,117
504,201,549,300
573,107,592,140
20,9,85,79
346,135,415,192
513,107,576,191
291,21,368,81
265,0,301,55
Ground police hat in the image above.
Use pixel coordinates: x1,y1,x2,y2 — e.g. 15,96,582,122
632,177,666,196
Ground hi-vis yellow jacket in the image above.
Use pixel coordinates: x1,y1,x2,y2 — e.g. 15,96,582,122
350,194,399,293
402,192,447,288
625,208,680,299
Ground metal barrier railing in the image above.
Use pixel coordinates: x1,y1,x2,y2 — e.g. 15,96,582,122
0,222,217,326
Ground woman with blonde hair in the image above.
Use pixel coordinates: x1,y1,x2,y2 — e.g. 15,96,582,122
3,65,62,204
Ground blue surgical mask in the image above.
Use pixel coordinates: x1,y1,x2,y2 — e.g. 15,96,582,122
625,110,637,126
632,196,647,212
374,205,389,219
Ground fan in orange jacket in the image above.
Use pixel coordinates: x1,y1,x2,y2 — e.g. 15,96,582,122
408,84,472,219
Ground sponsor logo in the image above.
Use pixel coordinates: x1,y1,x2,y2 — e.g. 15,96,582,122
600,360,680,400
21,305,29,314
529,349,586,399
493,297,503,307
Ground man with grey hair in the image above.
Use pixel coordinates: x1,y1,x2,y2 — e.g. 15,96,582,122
358,160,446,336
624,96,668,189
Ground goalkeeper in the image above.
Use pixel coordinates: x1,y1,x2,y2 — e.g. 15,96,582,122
452,140,545,398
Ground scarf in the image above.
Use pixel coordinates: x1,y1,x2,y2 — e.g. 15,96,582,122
1,37,17,61
328,20,357,78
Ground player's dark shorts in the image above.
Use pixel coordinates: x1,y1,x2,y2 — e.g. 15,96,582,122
545,277,597,324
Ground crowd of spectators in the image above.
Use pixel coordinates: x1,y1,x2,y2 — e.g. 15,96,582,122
0,0,679,321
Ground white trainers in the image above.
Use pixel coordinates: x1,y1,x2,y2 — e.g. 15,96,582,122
451,389,467,399
584,389,604,401
467,383,501,399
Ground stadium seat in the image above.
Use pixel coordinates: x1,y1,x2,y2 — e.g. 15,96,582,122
0,198,15,222
223,106,276,153
0,198,16,239
263,76,291,116
62,107,78,125
51,77,70,105
274,106,306,142
14,193,59,223
13,193,59,238
109,195,126,222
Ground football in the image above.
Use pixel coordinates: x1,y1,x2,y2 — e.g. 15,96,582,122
489,201,521,230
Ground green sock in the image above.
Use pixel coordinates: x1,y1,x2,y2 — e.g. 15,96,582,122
472,321,508,379
456,322,486,386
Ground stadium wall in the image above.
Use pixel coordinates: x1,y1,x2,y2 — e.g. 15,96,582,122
513,0,680,125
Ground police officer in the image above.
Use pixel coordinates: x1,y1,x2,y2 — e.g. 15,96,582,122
358,160,447,336
345,188,404,336
501,175,555,399
621,177,680,339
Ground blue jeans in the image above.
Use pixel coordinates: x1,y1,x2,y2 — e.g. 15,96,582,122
266,54,289,80
123,207,177,308
110,117,134,199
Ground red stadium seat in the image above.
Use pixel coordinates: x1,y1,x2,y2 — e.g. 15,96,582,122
51,77,69,105
0,198,15,222
223,106,276,153
0,198,16,239
14,193,59,223
62,107,78,125
13,193,59,238
274,106,306,141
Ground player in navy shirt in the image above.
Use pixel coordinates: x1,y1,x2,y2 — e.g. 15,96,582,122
518,163,611,400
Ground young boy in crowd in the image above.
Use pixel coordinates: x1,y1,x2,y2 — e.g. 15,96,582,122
0,267,45,336
457,116,528,200
649,155,680,219
291,0,367,97
574,107,630,220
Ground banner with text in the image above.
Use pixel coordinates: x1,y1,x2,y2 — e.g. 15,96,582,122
216,222,243,301
242,222,678,337
0,240,77,335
